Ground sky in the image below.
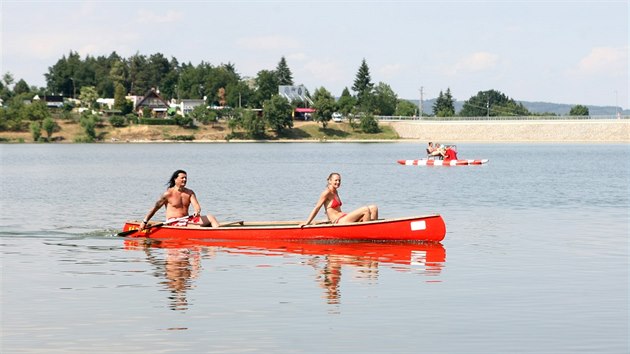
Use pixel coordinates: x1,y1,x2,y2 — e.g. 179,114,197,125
1,0,628,108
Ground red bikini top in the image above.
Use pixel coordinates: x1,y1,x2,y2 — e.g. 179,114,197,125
329,195,342,209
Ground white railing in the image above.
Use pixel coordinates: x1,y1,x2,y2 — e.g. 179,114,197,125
375,115,628,121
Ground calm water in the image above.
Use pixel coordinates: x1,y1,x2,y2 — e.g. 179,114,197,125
1,142,628,353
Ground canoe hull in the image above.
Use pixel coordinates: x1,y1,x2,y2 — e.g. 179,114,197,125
398,159,488,166
121,214,446,242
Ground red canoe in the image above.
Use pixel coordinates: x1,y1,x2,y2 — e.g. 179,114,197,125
120,214,446,242
398,159,489,166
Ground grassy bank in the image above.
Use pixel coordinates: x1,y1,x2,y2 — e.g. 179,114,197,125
0,119,399,143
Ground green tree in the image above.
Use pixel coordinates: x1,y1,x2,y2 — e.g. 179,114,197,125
42,117,58,140
569,105,589,116
79,86,99,108
395,99,418,116
336,87,356,116
0,72,14,102
254,70,279,107
263,95,293,134
312,87,336,128
24,100,51,122
189,104,217,125
109,54,128,87
433,88,456,117
146,53,173,91
80,114,98,141
225,80,253,108
13,79,31,95
360,113,380,133
372,82,397,116
2,72,15,87
113,83,133,114
45,51,82,98
127,53,150,95
1,93,29,131
242,109,267,139
109,115,126,127
0,108,8,131
460,89,529,117
30,121,42,141
275,56,294,86
352,58,374,110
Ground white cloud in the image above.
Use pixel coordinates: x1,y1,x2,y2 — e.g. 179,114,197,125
378,63,403,79
136,10,184,24
303,59,344,85
287,52,307,61
571,46,627,77
236,36,301,51
446,52,499,75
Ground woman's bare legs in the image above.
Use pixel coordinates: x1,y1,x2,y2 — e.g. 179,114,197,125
336,206,371,224
367,205,379,220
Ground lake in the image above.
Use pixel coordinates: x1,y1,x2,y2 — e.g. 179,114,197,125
1,142,628,353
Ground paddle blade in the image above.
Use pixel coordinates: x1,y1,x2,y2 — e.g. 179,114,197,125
117,228,140,237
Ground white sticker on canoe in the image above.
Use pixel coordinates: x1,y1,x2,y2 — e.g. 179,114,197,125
410,220,426,231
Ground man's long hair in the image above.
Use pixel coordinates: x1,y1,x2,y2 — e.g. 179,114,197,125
167,170,187,188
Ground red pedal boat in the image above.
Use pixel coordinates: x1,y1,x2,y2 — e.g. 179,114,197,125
398,159,489,166
120,214,446,242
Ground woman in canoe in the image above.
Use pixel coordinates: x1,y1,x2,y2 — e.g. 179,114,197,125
301,172,378,226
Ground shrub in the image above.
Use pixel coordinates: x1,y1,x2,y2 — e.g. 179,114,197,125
42,117,58,140
29,121,41,141
139,118,177,125
109,115,126,127
167,134,195,141
174,116,194,128
360,114,380,133
125,114,139,124
80,114,97,141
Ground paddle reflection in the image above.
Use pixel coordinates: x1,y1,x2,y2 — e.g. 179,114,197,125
125,238,446,308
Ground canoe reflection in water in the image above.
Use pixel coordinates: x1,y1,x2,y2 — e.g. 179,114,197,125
124,238,446,309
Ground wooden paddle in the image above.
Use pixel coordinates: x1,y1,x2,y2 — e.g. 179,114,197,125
117,216,190,237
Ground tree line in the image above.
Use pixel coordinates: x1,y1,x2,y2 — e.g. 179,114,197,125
0,51,591,140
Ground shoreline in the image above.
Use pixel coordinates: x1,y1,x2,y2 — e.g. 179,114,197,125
1,119,628,144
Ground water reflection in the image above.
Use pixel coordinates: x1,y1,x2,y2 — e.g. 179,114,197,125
136,245,203,311
125,239,446,308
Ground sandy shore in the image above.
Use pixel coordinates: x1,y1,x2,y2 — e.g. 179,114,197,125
389,119,630,143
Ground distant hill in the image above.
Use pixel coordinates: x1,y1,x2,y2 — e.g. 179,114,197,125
409,99,628,116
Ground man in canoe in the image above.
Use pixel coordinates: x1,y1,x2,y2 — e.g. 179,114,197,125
139,169,219,229
300,172,378,227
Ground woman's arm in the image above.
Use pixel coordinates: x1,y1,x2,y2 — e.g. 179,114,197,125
302,190,330,226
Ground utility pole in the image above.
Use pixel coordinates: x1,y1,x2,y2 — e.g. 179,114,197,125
486,99,490,118
71,78,76,99
418,87,424,118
